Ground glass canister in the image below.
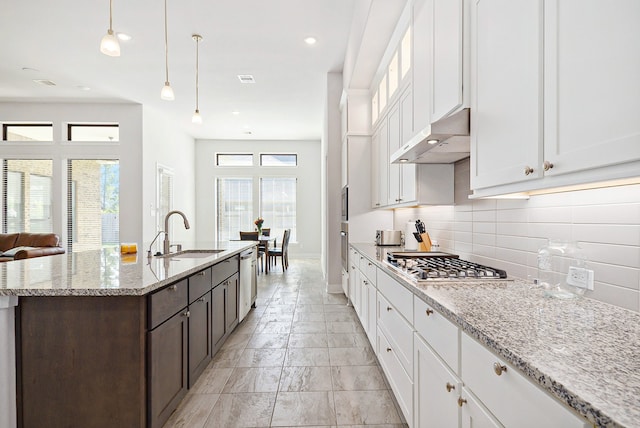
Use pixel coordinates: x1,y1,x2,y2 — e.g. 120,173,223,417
537,239,587,299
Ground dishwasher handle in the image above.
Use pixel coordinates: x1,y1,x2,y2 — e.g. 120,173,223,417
240,250,255,260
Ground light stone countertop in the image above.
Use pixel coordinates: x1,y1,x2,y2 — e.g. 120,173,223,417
0,241,256,297
352,243,640,428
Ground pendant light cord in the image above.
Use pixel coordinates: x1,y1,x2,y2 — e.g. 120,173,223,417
109,0,113,32
164,0,169,83
195,37,199,110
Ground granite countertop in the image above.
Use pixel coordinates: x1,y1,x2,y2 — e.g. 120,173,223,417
0,241,256,297
352,243,640,428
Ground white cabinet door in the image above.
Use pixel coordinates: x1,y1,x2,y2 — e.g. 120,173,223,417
412,0,432,137
543,0,640,176
399,86,417,204
377,121,389,207
366,279,377,347
349,264,359,310
359,274,370,332
460,387,503,428
414,334,461,428
470,0,544,189
387,104,401,205
370,129,381,208
431,0,465,122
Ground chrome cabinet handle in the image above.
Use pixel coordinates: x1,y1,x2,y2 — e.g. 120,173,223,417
168,285,177,291
182,310,190,318
425,308,434,316
446,382,455,392
524,166,534,175
543,160,554,171
198,271,206,276
493,362,507,376
197,297,205,302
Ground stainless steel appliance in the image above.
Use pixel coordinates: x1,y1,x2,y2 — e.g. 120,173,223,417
341,186,348,221
375,230,403,246
239,249,257,321
386,252,508,282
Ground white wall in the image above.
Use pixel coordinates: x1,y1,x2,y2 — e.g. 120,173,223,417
394,158,640,312
141,107,196,246
194,139,322,258
0,102,143,247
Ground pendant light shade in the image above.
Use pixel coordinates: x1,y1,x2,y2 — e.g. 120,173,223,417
192,34,203,123
100,0,120,56
160,0,174,100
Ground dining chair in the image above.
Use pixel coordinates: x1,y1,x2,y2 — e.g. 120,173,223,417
269,229,290,271
261,228,270,236
239,231,264,272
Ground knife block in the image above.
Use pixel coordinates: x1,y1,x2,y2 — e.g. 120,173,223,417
418,233,432,251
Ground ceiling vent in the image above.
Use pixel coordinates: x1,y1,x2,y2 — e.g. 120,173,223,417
33,79,56,86
237,74,255,84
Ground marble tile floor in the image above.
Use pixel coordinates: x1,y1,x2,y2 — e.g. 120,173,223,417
164,258,408,428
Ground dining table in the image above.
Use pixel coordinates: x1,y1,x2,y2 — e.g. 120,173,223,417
233,235,276,273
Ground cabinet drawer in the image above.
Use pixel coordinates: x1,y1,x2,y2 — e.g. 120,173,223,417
148,279,188,330
378,292,414,378
377,269,413,320
461,333,587,428
414,296,460,374
188,268,212,303
212,256,238,284
378,327,413,424
361,257,377,286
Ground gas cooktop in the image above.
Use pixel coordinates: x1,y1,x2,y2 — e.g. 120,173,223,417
386,252,508,282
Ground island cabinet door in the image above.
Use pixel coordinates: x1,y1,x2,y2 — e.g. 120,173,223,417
188,291,212,387
148,309,189,428
225,273,239,332
211,282,226,353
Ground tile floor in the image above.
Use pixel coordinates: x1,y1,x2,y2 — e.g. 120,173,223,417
164,258,408,428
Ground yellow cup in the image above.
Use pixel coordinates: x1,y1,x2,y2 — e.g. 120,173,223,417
120,243,138,254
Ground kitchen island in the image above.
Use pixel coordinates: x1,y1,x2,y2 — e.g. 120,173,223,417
351,243,639,428
0,241,256,428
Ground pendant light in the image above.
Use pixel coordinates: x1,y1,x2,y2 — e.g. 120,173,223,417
160,0,174,100
192,34,203,124
100,0,120,56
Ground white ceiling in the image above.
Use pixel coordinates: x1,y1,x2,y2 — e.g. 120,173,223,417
0,0,361,141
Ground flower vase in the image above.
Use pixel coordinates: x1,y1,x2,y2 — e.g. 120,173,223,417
258,227,262,236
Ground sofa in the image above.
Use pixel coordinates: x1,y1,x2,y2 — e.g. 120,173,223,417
0,233,65,262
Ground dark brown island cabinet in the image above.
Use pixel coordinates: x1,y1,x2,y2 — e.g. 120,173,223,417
15,254,241,428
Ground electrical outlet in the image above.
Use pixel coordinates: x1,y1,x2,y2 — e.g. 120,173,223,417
566,267,594,290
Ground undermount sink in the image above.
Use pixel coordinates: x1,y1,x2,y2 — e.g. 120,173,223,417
157,249,225,259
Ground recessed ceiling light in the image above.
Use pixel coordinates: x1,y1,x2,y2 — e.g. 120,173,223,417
116,32,132,41
33,79,56,86
427,139,439,145
304,36,317,45
237,75,255,84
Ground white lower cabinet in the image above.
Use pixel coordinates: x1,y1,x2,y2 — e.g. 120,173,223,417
461,333,589,428
366,278,377,347
459,387,503,428
378,326,413,423
414,333,461,428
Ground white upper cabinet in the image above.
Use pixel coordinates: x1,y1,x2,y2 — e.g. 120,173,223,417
470,0,544,190
388,103,402,205
543,0,640,177
412,0,432,138
471,0,640,196
431,0,468,122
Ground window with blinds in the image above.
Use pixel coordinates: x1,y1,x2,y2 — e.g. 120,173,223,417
217,178,253,241
2,159,53,233
260,177,296,242
67,160,120,252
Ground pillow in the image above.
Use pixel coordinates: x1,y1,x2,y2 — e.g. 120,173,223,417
1,246,38,257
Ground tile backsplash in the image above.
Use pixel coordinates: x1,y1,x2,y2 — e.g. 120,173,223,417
394,158,640,312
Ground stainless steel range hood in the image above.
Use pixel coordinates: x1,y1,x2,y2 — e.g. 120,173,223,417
390,108,470,164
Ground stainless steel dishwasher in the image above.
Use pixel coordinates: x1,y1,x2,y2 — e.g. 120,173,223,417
239,248,257,321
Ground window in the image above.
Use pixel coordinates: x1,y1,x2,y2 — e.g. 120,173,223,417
260,177,296,242
68,124,119,142
2,160,53,233
2,123,53,141
216,154,253,166
67,160,119,251
371,90,379,125
379,74,387,112
260,154,297,167
157,165,174,238
217,178,253,241
388,51,399,98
